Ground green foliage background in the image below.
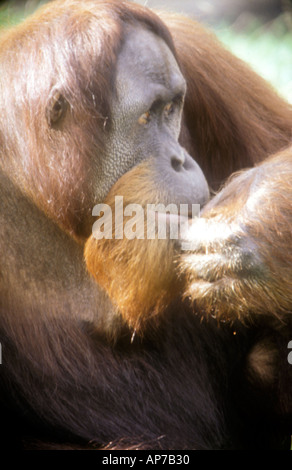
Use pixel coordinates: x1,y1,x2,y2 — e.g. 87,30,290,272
216,14,292,103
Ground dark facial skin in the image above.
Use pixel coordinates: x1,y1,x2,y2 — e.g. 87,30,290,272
99,26,209,208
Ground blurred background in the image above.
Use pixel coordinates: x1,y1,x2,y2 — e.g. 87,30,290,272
0,0,291,102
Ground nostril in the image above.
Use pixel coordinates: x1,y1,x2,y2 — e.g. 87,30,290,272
171,157,182,172
171,154,185,172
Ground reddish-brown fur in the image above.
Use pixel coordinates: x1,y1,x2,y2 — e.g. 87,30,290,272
179,147,292,322
85,160,182,330
0,0,291,450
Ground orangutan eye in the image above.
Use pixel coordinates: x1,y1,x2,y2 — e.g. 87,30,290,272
138,110,151,125
46,89,67,127
164,102,175,117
